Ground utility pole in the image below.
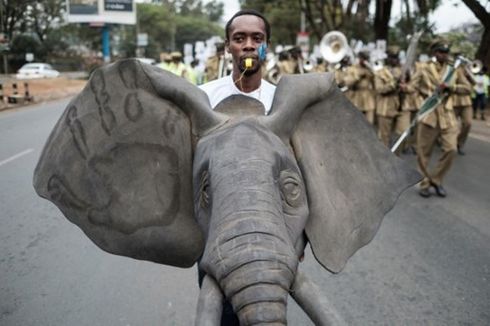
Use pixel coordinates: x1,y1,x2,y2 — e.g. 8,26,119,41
300,0,306,33
0,2,8,74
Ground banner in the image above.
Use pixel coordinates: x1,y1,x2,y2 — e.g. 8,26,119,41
69,0,98,14
67,0,136,25
105,0,132,12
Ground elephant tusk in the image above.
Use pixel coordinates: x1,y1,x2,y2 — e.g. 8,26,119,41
195,274,224,326
290,270,347,326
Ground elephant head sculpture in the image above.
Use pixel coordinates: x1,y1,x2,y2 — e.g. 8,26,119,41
33,59,419,325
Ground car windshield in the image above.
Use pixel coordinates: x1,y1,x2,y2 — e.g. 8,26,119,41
22,65,41,70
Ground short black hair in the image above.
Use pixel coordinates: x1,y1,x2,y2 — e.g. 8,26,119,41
225,9,271,43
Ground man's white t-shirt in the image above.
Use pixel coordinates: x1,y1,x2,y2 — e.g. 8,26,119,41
199,75,276,114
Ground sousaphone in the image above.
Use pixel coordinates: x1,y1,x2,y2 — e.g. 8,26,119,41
320,31,350,64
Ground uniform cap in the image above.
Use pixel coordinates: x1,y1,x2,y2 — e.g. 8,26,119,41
215,42,225,53
387,45,400,57
430,38,450,53
170,51,183,59
358,51,370,60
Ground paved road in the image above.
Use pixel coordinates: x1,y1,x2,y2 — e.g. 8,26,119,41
1,99,489,325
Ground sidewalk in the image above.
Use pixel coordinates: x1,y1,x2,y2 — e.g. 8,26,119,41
0,76,87,111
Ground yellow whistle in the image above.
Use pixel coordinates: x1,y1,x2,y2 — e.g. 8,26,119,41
245,58,253,68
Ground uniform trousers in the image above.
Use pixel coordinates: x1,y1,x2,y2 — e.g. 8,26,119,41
416,123,458,189
396,110,418,152
377,115,398,147
363,110,375,125
453,105,472,149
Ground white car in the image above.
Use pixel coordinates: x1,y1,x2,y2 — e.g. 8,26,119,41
16,63,60,79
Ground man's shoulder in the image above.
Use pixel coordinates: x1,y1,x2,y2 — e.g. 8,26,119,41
261,79,276,92
199,76,230,91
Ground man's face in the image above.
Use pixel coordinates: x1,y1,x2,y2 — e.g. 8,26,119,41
434,49,448,64
226,15,267,76
386,56,399,67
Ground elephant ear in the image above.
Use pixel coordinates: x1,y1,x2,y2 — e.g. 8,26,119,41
267,73,420,273
33,59,223,267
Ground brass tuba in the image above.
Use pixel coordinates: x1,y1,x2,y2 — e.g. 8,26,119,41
319,31,351,65
471,59,483,74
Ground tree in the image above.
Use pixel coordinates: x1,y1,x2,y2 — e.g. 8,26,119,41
204,0,224,22
124,3,223,59
460,0,490,67
0,0,35,41
241,0,301,45
26,0,65,45
136,3,176,57
374,0,393,41
175,15,224,51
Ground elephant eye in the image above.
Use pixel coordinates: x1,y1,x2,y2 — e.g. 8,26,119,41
280,173,302,207
199,170,210,209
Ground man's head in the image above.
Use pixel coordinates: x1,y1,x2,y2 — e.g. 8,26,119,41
430,37,450,64
386,45,400,67
225,9,271,76
358,51,370,63
215,42,225,56
171,51,183,63
161,52,171,63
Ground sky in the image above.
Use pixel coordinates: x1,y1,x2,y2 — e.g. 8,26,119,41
219,0,481,33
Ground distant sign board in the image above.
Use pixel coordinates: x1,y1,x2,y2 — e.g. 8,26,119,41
137,33,148,47
297,31,310,54
69,0,98,14
66,0,136,25
105,0,132,11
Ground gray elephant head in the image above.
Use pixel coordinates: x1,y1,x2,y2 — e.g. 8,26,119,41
33,59,419,325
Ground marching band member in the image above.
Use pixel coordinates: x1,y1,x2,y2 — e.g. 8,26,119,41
343,51,376,124
375,46,401,147
416,38,472,198
450,46,475,155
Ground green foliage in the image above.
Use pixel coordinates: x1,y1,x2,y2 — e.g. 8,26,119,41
129,3,223,60
444,31,478,59
137,3,176,57
390,14,436,52
175,15,224,52
8,34,44,70
241,0,301,46
204,1,224,22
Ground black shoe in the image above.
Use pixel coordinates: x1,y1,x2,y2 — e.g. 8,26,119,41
457,146,465,155
432,184,447,197
482,115,486,121
419,188,431,198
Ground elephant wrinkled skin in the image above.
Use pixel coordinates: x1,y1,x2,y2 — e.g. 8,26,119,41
33,59,420,325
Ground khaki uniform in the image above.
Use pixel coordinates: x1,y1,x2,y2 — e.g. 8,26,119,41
344,64,376,124
375,66,401,147
205,55,221,82
416,60,471,190
332,65,354,102
397,65,424,152
311,63,326,73
168,62,188,79
277,59,297,75
451,66,473,150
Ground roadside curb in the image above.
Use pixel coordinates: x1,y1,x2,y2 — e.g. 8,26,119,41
0,78,86,112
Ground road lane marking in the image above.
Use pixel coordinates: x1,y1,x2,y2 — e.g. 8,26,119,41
469,134,490,143
0,148,34,167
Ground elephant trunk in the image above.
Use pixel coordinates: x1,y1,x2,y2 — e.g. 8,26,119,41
226,261,290,325
201,213,298,325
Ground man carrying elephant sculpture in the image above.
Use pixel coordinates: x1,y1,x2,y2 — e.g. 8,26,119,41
33,9,420,326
